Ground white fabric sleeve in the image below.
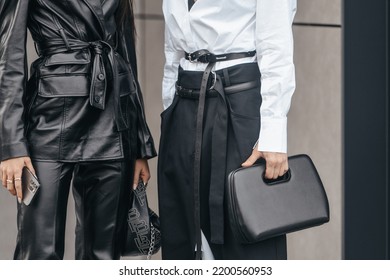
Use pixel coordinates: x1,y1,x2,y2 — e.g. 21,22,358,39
256,0,297,153
162,24,182,110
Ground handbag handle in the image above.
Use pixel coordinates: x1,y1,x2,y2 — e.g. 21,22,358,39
262,169,291,185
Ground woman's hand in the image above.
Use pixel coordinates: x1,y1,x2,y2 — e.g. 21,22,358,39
132,159,151,189
242,144,288,179
0,156,36,203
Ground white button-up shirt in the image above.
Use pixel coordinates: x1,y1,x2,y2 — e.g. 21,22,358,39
162,0,297,153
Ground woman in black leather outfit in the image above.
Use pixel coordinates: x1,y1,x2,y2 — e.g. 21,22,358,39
0,0,156,259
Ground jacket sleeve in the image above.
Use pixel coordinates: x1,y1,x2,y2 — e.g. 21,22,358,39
0,0,30,161
118,22,157,159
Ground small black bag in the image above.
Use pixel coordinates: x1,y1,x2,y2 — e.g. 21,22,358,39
227,154,330,244
122,181,161,259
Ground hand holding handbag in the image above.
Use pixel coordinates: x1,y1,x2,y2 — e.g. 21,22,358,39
227,154,330,244
122,181,161,259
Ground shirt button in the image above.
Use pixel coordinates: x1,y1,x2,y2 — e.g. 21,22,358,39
98,73,105,81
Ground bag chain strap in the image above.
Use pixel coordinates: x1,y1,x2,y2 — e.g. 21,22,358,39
147,223,156,260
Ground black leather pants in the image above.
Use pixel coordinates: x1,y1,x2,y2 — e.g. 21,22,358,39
13,160,133,260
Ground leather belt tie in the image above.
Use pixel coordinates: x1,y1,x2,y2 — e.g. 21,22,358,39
36,38,129,132
187,49,256,259
185,49,256,63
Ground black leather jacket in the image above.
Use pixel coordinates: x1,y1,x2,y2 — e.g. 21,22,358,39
0,0,156,161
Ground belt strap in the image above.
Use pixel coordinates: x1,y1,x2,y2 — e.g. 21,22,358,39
192,65,229,256
193,62,215,260
185,50,256,63
36,38,129,132
176,80,260,99
192,49,253,258
35,12,128,132
189,49,257,258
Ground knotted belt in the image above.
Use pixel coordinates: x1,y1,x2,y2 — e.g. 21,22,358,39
36,38,132,132
183,49,256,259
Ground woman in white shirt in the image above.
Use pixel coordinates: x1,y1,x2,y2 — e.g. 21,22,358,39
158,0,297,259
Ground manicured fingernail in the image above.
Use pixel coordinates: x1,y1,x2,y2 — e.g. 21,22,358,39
133,184,137,190
18,197,22,204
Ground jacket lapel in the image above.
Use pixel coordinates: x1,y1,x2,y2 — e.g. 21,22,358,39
81,0,106,37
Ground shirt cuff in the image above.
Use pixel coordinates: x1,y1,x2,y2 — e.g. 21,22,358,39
257,118,287,153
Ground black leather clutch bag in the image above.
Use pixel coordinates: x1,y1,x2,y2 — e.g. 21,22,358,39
227,154,330,244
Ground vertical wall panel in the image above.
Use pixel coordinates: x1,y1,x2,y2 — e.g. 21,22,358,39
0,187,16,259
295,0,341,25
288,0,342,260
135,0,165,223
145,0,163,15
344,0,389,259
288,26,342,259
133,0,164,260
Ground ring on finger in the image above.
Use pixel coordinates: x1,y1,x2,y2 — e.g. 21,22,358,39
6,179,14,184
14,178,21,182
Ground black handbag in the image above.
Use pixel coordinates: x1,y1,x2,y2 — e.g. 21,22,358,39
227,154,330,244
122,181,161,259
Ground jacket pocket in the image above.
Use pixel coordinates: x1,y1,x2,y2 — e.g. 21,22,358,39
38,50,91,97
118,71,137,96
38,75,90,98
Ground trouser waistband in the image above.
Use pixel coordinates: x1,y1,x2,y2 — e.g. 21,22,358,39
176,63,260,90
176,80,259,99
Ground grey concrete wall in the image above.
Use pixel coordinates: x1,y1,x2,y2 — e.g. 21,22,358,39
0,0,342,260
288,0,342,259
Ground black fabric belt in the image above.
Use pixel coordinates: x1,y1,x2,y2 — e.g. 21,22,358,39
185,50,257,259
35,38,130,132
185,49,256,64
175,80,259,99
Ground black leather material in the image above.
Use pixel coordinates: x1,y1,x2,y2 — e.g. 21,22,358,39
0,0,156,161
185,50,256,64
123,181,161,258
227,154,330,244
14,160,133,260
176,80,260,99
192,62,216,259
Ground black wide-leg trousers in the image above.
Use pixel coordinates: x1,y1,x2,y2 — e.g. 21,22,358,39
158,63,287,260
13,159,133,260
